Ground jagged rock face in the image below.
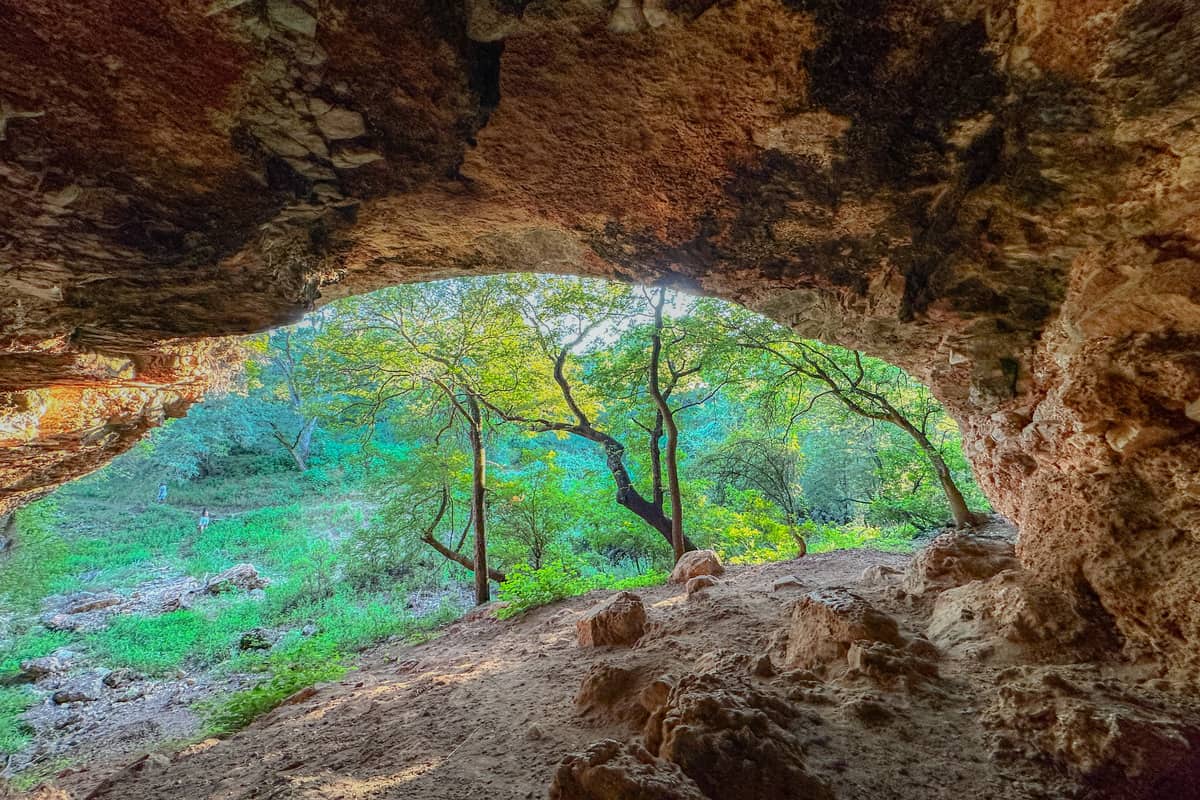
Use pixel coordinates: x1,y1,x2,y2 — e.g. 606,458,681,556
1,1,1199,664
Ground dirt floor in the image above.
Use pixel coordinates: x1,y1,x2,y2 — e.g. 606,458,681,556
18,524,1200,800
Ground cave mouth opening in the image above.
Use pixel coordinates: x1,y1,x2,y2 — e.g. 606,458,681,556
0,272,994,780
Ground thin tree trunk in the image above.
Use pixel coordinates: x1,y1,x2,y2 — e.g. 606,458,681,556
648,412,665,509
891,415,975,527
293,417,317,471
647,289,688,562
417,484,506,582
467,394,490,604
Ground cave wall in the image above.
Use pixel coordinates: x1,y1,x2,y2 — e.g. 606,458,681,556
1,0,1198,665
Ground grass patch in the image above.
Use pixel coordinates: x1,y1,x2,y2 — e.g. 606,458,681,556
0,686,36,755
201,593,461,735
0,630,70,682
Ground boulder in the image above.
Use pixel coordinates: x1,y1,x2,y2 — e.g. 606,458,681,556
643,673,834,800
784,587,905,669
19,654,71,682
985,667,1200,794
550,739,709,800
685,575,718,597
206,564,269,594
669,550,724,585
927,570,1101,662
576,592,646,648
901,529,1019,599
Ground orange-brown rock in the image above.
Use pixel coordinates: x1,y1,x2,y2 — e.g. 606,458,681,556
926,569,1115,662
550,739,709,800
576,592,647,648
642,673,834,800
669,550,724,585
1,0,1199,668
901,523,1021,599
784,588,905,670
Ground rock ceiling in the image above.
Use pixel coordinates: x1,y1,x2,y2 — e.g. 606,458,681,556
1,0,1198,664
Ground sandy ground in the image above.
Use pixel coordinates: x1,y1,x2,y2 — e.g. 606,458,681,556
18,540,1199,800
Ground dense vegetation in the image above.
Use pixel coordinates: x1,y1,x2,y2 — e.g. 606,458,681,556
0,276,987,775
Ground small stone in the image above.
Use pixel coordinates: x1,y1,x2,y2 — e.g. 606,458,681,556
685,575,718,597
267,0,316,37
317,108,367,140
669,550,724,584
772,575,804,592
331,147,384,169
526,723,544,741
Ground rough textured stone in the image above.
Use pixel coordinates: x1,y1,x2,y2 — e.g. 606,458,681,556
985,667,1200,797
19,655,71,682
685,575,718,597
1,0,1199,668
576,592,647,648
669,550,724,585
550,739,709,800
206,564,269,594
642,673,834,800
784,587,905,669
902,526,1020,599
575,664,645,726
927,570,1115,662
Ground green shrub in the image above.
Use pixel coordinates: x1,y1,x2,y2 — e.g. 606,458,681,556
800,520,918,554
200,638,348,735
496,560,668,619
84,600,263,675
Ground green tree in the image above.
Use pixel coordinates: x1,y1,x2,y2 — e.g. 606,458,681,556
313,280,537,603
726,311,982,527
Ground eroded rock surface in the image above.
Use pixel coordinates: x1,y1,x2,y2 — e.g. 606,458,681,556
550,739,709,800
783,588,905,670
1,0,1199,668
576,592,647,648
642,673,834,800
901,524,1020,600
927,569,1110,662
985,667,1200,798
